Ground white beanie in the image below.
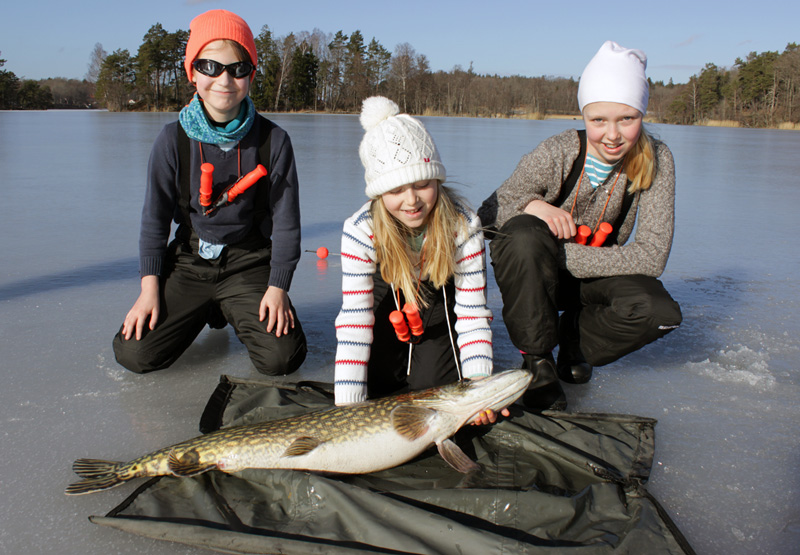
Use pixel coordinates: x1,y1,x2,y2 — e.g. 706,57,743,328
358,96,446,199
577,41,649,115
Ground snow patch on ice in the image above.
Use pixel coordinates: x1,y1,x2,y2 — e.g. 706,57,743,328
687,345,776,389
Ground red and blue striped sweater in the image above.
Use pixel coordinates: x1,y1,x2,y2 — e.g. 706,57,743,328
334,200,493,405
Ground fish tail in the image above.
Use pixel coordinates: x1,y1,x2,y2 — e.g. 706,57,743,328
72,458,123,478
65,473,130,495
66,458,142,495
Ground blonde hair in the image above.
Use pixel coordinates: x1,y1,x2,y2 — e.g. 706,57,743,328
371,184,466,308
623,127,655,193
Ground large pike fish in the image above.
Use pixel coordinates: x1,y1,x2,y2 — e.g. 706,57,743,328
66,369,532,495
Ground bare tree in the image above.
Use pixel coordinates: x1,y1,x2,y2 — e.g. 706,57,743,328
274,33,296,111
391,43,416,112
325,31,348,111
86,43,107,84
306,29,330,110
410,53,430,113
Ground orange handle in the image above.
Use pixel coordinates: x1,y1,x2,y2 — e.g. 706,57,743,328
227,164,267,202
389,310,410,342
575,225,591,245
403,303,424,337
589,222,613,247
199,163,214,207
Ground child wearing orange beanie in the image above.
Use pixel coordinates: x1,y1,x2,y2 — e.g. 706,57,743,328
113,9,308,376
183,9,258,83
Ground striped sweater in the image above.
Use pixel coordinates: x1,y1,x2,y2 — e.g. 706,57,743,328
334,200,493,405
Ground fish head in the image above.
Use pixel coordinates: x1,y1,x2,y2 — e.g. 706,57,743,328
409,369,533,424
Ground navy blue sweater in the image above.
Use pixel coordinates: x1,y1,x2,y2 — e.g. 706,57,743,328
138,117,301,291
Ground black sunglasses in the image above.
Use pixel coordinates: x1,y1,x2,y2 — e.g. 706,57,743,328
192,59,254,79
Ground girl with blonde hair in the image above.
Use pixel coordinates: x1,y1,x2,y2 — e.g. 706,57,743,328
479,41,682,411
335,97,501,424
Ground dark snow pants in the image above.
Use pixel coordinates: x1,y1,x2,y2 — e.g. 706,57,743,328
367,272,461,398
113,231,307,376
489,214,682,366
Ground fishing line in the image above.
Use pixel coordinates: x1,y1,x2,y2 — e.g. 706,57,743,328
442,285,462,381
569,151,622,241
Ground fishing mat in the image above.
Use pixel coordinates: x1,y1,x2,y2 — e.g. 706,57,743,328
89,375,695,554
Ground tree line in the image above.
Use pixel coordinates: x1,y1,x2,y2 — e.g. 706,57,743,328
2,26,799,129
0,52,96,110
662,45,800,127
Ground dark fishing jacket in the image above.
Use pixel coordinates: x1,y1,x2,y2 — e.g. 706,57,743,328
138,115,301,291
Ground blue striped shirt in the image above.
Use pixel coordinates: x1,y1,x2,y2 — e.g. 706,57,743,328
585,154,618,189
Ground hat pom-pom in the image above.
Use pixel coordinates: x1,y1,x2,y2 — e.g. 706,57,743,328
360,96,400,131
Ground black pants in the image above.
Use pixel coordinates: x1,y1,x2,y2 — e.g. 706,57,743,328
113,231,307,375
367,272,461,398
490,214,681,366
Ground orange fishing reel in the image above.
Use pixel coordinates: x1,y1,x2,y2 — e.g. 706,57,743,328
575,222,613,247
198,163,268,216
389,303,424,344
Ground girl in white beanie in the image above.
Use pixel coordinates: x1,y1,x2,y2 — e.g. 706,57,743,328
478,41,682,411
334,97,503,425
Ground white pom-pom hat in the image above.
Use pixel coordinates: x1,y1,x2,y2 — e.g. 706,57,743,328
577,41,649,115
358,96,446,199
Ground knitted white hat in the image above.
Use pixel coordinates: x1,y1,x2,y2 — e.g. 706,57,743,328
358,96,446,199
577,41,649,115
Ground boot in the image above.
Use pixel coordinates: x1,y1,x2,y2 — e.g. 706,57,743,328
556,311,593,384
521,353,567,411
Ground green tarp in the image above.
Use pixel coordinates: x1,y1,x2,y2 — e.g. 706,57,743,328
89,375,695,554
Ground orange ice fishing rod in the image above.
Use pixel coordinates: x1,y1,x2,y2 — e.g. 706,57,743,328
389,310,411,342
389,303,424,344
203,164,268,216
402,303,424,337
575,222,613,247
575,225,591,245
199,163,214,210
589,222,613,246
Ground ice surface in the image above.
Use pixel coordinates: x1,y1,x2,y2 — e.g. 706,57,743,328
1,111,798,554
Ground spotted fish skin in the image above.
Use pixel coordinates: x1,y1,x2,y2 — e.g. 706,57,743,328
65,369,532,495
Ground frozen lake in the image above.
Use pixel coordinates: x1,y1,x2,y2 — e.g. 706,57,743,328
1,110,798,554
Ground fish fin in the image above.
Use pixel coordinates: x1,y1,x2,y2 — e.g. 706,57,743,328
437,438,481,474
65,474,128,495
167,448,217,477
391,405,436,441
283,436,322,457
72,458,123,478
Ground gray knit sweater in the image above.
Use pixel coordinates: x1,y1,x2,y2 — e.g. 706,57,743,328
478,129,676,278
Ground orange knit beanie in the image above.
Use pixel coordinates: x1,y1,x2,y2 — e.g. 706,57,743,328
184,9,258,83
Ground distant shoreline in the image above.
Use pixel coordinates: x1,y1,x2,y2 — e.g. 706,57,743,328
262,110,800,131
7,107,798,131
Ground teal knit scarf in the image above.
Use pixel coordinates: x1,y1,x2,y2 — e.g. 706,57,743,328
178,93,256,145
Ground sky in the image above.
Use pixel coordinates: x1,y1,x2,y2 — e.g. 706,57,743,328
2,0,798,85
